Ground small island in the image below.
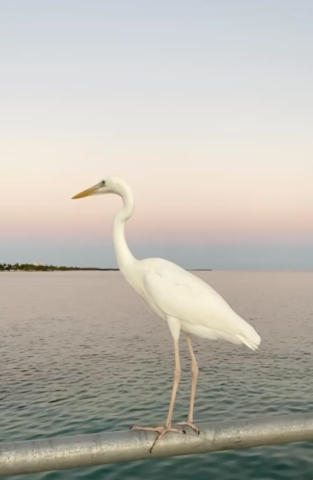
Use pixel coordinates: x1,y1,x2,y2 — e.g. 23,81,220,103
0,263,212,272
0,263,118,272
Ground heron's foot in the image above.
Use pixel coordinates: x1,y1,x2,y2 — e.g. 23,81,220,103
131,425,186,453
176,420,200,435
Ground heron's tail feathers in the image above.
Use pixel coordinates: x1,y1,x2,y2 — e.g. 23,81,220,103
235,318,261,351
235,334,259,351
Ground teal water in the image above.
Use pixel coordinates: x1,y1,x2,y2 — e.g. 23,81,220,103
1,271,313,479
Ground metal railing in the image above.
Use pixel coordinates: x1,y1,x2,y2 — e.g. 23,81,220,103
1,413,313,477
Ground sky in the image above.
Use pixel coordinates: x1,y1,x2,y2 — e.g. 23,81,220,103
1,0,312,269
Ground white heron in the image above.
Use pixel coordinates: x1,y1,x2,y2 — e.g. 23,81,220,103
72,176,261,452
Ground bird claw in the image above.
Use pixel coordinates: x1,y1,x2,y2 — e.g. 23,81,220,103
176,421,200,435
130,425,186,453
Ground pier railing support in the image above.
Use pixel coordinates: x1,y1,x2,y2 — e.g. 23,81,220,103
1,414,313,477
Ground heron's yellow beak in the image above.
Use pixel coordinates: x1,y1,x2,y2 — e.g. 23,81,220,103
72,185,99,199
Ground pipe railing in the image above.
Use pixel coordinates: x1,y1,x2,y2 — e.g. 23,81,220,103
1,414,313,477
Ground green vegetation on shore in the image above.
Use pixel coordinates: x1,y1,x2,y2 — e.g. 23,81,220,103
0,263,211,272
0,263,118,272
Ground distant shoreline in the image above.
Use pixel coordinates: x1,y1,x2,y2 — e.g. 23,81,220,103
0,264,212,272
0,264,118,272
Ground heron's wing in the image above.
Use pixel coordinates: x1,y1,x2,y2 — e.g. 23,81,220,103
143,269,260,349
143,269,239,334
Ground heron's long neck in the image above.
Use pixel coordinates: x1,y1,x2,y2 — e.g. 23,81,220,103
112,187,136,273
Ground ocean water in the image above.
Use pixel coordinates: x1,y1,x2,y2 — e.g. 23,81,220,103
0,271,313,480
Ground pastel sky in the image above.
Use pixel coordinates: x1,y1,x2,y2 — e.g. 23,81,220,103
1,1,312,269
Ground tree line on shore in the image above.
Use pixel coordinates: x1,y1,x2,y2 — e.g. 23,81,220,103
1,263,210,272
0,263,117,272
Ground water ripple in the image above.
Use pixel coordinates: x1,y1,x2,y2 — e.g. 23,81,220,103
0,271,313,479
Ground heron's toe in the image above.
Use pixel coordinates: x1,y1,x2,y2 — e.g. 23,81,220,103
176,421,200,435
130,424,186,453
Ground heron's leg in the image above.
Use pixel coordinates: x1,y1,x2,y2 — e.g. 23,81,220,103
177,334,200,434
131,337,185,453
165,337,181,426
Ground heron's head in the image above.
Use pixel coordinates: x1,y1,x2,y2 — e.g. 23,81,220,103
72,176,125,199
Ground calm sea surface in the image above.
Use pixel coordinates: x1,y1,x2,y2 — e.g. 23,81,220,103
1,271,313,480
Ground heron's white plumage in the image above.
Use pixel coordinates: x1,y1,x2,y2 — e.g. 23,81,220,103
73,176,260,351
137,258,260,350
72,175,261,451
